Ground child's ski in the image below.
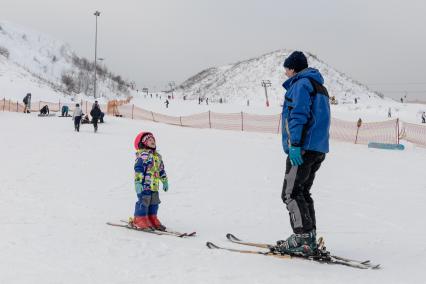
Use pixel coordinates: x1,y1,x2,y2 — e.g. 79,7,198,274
107,222,170,235
120,219,196,237
225,233,380,269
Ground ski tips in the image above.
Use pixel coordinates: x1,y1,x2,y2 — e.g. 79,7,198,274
226,233,242,242
206,242,220,249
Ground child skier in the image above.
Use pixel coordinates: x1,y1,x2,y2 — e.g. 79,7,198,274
131,132,169,231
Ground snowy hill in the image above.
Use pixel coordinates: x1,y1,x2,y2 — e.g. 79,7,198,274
0,21,132,102
169,49,426,123
176,49,387,106
1,111,426,283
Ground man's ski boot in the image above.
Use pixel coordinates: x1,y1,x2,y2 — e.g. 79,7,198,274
148,215,166,231
272,230,317,257
131,216,154,230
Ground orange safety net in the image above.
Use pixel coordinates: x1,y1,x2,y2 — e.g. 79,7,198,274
3,98,423,148
331,118,399,145
401,122,426,148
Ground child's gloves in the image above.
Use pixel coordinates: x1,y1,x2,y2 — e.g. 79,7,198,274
289,146,303,166
162,180,169,192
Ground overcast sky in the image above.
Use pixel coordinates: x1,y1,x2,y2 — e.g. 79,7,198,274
2,0,426,100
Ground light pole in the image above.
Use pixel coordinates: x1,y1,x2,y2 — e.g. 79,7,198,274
93,10,101,99
261,80,271,107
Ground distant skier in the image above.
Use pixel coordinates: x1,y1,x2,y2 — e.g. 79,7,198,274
388,107,392,118
131,132,169,230
165,99,169,108
90,104,102,132
422,112,426,123
61,105,69,117
92,100,104,122
39,105,50,116
276,51,330,256
73,103,83,132
23,93,31,113
81,115,91,124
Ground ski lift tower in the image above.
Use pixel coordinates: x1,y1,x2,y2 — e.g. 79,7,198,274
168,81,176,99
261,80,272,107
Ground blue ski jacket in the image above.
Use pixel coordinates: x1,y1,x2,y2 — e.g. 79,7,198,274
281,68,330,154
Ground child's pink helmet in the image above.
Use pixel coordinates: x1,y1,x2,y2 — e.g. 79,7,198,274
134,131,155,150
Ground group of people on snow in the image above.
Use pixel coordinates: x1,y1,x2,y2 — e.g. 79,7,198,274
22,92,105,132
72,101,104,132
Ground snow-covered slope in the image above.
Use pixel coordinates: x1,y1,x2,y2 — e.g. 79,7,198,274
176,49,388,106
1,111,426,283
0,54,67,102
0,21,131,101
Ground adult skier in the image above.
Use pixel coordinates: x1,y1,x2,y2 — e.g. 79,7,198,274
73,103,83,132
23,93,31,113
90,104,102,132
276,51,330,256
39,105,50,116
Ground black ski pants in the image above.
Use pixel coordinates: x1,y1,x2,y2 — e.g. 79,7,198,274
92,117,98,131
281,150,325,234
74,116,82,131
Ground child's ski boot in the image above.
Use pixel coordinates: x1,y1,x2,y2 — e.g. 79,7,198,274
148,215,166,231
131,216,154,230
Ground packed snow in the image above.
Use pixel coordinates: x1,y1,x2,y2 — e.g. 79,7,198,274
1,110,425,283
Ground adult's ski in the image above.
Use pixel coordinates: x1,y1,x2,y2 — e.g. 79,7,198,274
224,233,380,269
206,241,376,269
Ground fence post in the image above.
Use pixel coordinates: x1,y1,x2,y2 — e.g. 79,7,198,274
277,114,282,134
396,118,400,144
151,111,155,122
208,111,211,129
2,98,5,112
355,118,362,144
16,101,19,112
39,101,41,111
131,104,134,119
180,116,183,126
9,99,11,111
241,111,244,131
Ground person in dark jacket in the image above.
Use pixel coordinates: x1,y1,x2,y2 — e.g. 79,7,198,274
275,51,330,256
90,104,102,132
40,105,49,115
92,101,104,123
23,93,31,113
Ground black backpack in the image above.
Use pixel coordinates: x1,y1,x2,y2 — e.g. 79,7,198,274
23,96,28,104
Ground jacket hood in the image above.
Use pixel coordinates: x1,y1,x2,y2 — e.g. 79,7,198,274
283,68,324,90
